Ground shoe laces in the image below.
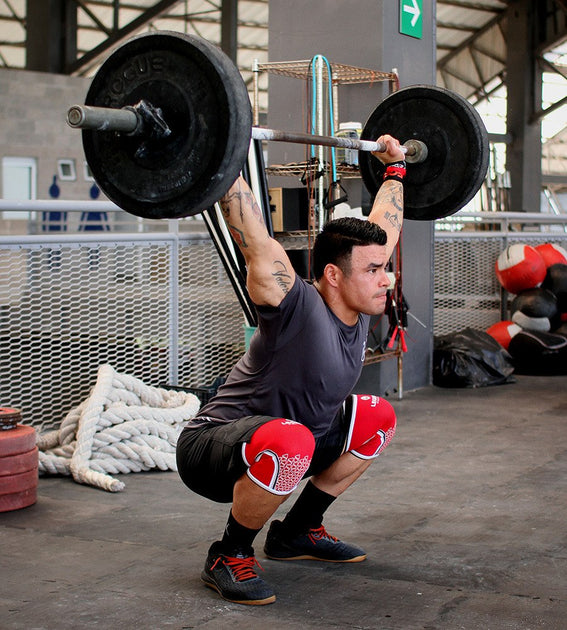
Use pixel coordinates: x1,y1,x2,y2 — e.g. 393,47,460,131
308,525,338,545
212,553,264,582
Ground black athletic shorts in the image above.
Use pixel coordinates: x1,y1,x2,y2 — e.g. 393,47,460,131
176,407,348,503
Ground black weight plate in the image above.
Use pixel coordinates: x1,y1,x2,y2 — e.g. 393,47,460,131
83,31,252,219
359,85,489,221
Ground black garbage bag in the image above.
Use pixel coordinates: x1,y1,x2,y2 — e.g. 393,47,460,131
433,327,515,388
508,329,567,375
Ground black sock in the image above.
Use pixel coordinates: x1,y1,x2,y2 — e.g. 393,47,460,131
281,481,336,536
221,511,261,553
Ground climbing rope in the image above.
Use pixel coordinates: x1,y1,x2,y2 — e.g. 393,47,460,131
36,364,201,492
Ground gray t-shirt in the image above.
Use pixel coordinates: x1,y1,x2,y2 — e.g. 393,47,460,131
195,275,370,437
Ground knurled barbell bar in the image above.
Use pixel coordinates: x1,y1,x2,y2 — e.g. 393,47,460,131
67,30,489,222
67,103,429,164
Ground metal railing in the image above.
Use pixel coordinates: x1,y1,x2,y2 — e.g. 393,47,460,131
0,199,207,235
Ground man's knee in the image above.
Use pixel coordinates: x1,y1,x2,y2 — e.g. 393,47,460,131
242,419,315,495
344,394,396,459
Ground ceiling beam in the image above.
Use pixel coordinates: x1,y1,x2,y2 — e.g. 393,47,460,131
221,0,237,61
539,54,567,80
73,0,111,35
437,0,507,12
437,12,505,70
531,94,567,123
437,21,477,33
66,0,182,75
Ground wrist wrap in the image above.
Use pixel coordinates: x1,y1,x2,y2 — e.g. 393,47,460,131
383,160,406,183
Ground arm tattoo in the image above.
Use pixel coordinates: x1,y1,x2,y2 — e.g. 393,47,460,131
376,184,403,232
249,194,265,225
220,185,266,247
384,210,402,233
390,187,403,214
228,225,247,248
272,259,292,295
219,191,237,220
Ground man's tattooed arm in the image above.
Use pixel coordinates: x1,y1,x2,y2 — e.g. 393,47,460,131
219,176,296,306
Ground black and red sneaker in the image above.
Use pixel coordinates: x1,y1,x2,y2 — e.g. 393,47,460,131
264,519,366,563
201,541,276,605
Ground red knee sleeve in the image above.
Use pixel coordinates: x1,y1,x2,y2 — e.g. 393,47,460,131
242,419,315,495
344,394,396,459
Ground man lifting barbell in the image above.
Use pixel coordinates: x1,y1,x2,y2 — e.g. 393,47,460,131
175,135,405,606
65,30,489,607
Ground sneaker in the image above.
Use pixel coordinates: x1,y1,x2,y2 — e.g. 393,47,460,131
201,541,276,605
264,519,366,563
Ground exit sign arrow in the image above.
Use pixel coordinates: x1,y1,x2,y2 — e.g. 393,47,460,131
400,0,423,39
404,0,421,27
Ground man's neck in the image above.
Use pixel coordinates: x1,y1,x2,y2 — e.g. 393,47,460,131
313,280,359,326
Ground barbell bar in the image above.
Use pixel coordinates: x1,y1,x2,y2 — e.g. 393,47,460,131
67,103,428,163
69,30,489,222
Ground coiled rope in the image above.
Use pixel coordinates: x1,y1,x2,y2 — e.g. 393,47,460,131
36,364,201,492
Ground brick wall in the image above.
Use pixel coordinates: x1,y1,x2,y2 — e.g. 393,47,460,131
0,68,96,201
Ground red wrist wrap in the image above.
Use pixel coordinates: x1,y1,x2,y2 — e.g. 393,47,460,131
383,162,406,183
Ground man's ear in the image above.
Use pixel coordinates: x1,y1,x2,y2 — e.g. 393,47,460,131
323,263,342,288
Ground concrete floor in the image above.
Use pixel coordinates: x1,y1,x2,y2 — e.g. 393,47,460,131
1,374,566,630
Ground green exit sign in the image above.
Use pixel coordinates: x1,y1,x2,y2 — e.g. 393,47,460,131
400,0,423,39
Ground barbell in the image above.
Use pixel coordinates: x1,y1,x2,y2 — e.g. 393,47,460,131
67,31,489,222
68,104,428,162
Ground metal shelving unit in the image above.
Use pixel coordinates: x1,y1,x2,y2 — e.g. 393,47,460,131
265,161,361,179
253,58,398,230
252,60,398,126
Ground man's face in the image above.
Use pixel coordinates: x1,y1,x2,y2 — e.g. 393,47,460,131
338,244,391,316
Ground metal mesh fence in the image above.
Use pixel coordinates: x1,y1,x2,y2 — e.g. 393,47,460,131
3,212,567,433
434,226,567,337
0,234,244,433
434,236,503,336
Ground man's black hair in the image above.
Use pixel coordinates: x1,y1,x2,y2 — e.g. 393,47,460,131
312,217,387,281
